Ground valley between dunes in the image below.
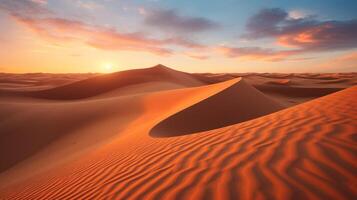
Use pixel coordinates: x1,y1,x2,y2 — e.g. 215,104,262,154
0,65,356,200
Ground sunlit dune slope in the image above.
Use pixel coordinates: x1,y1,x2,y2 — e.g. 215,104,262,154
151,78,284,137
0,81,356,199
0,77,236,184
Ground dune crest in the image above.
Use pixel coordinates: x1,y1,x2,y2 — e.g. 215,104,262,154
0,77,237,183
150,78,284,137
0,85,356,200
0,67,356,200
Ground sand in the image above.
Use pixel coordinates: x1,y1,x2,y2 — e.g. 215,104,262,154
150,78,284,137
0,66,356,199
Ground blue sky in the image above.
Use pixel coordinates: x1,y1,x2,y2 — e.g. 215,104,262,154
0,0,356,73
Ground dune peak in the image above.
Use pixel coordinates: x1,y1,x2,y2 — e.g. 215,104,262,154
152,64,167,68
151,64,172,70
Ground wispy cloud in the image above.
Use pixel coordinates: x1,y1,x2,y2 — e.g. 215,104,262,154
30,0,47,5
13,15,208,55
1,1,355,65
0,0,206,56
143,8,219,33
183,51,210,60
75,0,103,10
217,46,301,62
288,9,311,20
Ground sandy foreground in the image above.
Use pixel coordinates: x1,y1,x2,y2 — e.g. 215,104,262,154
0,65,356,199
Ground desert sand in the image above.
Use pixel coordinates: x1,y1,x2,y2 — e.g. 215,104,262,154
0,65,356,199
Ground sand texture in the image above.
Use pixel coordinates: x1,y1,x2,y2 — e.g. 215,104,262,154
0,66,356,199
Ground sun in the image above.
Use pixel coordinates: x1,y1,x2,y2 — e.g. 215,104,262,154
103,63,114,73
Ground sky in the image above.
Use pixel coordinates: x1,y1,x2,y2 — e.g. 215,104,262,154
0,0,356,73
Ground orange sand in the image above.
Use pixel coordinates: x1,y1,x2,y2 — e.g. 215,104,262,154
0,66,356,200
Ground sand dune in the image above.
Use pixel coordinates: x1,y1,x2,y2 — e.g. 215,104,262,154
1,69,354,105
151,78,283,137
0,76,237,185
195,72,356,106
0,67,356,200
253,85,342,98
0,73,96,91
0,70,238,175
0,93,143,172
266,79,292,85
27,64,205,100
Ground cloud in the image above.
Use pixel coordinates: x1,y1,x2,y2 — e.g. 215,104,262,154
318,51,357,72
183,51,210,60
277,20,357,51
162,37,205,49
75,0,102,10
30,0,47,5
138,7,147,15
242,8,289,39
143,8,219,33
217,46,301,61
1,0,206,56
0,0,50,16
220,8,357,62
288,9,310,20
13,15,192,55
242,8,357,52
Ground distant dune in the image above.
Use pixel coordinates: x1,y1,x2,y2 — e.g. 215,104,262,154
0,65,356,199
0,73,96,91
265,79,292,85
28,64,205,100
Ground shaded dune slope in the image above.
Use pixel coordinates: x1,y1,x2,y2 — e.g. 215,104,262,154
266,79,292,85
0,84,356,199
254,85,342,98
150,78,284,137
27,64,205,100
0,95,143,172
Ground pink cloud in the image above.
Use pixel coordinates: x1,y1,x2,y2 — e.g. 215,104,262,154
220,8,357,62
13,16,167,55
1,0,206,56
12,14,207,56
183,51,210,60
243,8,357,52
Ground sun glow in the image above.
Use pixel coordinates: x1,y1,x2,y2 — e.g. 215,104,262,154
103,63,114,73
